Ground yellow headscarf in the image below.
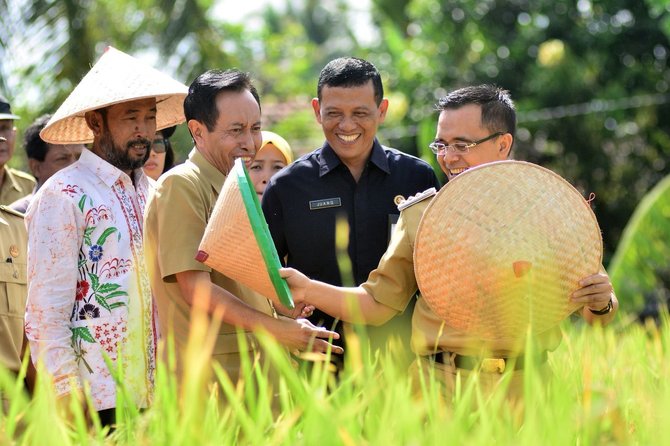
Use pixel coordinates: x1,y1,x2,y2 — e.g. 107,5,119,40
260,131,293,164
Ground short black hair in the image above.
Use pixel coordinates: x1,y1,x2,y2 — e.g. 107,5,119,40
184,69,260,132
23,114,52,161
436,85,516,138
317,57,384,106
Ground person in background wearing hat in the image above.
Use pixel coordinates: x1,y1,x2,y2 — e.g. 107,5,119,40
143,69,342,388
24,47,188,427
0,94,36,206
0,204,35,403
280,84,618,399
9,114,84,213
262,57,440,372
143,126,177,181
248,130,293,198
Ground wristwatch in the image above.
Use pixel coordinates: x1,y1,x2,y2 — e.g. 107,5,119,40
588,298,613,315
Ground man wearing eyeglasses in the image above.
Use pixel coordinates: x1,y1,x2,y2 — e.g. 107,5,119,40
280,84,618,398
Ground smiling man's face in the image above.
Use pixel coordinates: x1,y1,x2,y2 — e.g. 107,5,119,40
435,103,512,181
312,80,388,169
95,98,157,174
190,89,261,175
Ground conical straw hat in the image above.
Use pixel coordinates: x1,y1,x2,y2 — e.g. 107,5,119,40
414,160,602,341
197,159,294,309
40,46,188,144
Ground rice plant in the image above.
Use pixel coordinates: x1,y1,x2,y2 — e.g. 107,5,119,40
1,312,668,445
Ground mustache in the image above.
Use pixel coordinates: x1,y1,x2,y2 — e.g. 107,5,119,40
126,138,152,150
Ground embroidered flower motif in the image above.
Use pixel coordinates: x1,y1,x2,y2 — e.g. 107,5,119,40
76,280,90,301
85,205,112,225
100,258,131,279
78,304,100,320
61,184,82,197
88,244,104,262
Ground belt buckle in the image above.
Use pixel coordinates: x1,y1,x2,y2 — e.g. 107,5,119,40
481,358,506,373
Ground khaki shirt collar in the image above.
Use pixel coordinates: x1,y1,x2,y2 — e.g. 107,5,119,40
2,165,22,193
188,148,226,194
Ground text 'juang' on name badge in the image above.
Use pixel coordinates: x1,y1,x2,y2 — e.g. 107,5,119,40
309,198,342,210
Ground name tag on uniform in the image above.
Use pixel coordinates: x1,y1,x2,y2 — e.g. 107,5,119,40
309,197,342,210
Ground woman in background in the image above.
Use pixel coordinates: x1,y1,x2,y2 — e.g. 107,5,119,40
249,130,293,198
143,126,176,181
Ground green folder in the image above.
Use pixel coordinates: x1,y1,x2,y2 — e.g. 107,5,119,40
233,158,294,309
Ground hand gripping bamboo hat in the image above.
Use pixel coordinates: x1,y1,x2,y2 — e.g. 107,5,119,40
414,160,602,341
196,159,294,309
40,46,188,144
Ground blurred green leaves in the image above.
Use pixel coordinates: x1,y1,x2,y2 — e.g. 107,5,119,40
2,0,670,283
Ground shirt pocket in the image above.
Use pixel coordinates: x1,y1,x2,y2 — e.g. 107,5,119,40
70,314,127,375
0,262,27,317
213,331,257,355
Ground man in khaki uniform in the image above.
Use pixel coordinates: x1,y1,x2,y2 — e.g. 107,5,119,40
0,95,36,205
281,85,618,398
0,205,28,377
144,69,342,384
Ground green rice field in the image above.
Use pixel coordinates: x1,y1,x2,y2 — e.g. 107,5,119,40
1,311,668,445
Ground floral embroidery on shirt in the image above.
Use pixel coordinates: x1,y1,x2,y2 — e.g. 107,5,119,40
71,326,95,373
85,204,112,225
99,258,132,279
70,193,129,371
61,184,82,197
26,150,157,411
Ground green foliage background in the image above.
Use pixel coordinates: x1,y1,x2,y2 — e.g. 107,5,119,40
609,172,670,314
1,0,669,271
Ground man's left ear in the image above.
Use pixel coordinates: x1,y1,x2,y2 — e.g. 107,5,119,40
28,158,41,180
84,110,103,137
499,133,513,158
378,98,389,120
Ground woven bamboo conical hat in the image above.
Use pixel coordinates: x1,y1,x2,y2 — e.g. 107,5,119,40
41,46,187,144
197,159,293,309
414,160,602,341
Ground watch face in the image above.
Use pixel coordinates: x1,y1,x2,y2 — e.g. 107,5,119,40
589,299,612,315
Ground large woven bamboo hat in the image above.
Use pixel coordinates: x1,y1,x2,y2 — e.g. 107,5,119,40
197,159,294,309
40,46,188,144
414,160,602,341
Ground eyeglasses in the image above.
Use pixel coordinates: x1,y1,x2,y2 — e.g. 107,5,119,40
151,139,167,153
429,132,504,155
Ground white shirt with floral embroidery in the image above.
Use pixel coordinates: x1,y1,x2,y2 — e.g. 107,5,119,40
25,149,158,411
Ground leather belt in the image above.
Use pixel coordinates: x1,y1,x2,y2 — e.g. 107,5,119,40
429,350,548,374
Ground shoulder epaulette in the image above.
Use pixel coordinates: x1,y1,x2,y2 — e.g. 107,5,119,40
0,205,25,219
8,167,36,182
397,187,437,211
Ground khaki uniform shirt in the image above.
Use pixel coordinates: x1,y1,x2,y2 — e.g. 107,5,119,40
362,196,562,358
0,166,36,206
144,149,275,378
0,205,27,372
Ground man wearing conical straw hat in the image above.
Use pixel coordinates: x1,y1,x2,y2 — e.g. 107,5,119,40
143,69,342,389
0,94,36,205
24,46,187,427
282,85,619,399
